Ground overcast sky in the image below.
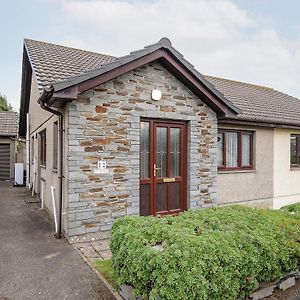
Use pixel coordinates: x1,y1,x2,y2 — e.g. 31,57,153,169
1,0,300,111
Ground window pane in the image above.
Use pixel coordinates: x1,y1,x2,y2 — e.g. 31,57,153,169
156,127,167,177
225,132,238,167
44,132,46,165
217,133,224,166
242,134,251,166
53,122,58,169
290,136,297,165
140,122,150,178
40,130,46,166
170,128,180,177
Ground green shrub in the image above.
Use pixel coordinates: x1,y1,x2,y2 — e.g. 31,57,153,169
111,205,300,300
281,202,300,213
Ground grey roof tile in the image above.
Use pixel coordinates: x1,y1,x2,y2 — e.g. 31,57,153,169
204,75,300,126
24,38,300,126
24,38,116,90
0,111,18,136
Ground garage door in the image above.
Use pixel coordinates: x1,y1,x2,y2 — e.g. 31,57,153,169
0,144,10,181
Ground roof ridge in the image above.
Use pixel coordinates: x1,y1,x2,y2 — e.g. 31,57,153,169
24,38,116,59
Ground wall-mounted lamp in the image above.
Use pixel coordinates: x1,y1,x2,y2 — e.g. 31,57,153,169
151,89,162,101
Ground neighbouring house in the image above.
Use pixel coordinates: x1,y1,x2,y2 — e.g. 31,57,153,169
19,37,300,242
0,111,18,181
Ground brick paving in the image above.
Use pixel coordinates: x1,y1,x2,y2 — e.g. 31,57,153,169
74,239,112,264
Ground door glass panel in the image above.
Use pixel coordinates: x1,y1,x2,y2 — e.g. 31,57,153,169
225,132,238,167
140,184,150,216
169,182,180,210
156,127,167,177
140,122,150,179
156,183,167,212
170,128,180,177
242,134,251,166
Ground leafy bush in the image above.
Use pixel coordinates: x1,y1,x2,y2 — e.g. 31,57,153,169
111,205,300,300
281,202,300,213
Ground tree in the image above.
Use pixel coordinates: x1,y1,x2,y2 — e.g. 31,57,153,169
0,93,13,111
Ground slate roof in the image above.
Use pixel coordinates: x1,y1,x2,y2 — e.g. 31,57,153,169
24,38,116,90
24,38,300,127
0,111,18,136
204,76,300,126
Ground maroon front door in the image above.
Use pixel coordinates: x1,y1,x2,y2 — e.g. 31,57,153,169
140,119,187,216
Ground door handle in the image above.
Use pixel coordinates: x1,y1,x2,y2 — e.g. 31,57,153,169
154,163,161,177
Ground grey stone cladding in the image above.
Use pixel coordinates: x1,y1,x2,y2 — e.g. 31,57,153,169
66,62,218,242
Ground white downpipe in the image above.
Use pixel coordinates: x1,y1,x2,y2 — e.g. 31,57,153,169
32,157,36,197
26,113,30,187
51,186,58,234
40,180,44,209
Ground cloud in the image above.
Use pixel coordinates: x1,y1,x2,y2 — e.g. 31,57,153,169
59,0,254,52
55,0,300,98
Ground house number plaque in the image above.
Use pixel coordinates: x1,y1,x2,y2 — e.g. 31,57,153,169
94,160,108,174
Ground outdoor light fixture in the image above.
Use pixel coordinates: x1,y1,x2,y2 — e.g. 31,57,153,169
151,89,162,101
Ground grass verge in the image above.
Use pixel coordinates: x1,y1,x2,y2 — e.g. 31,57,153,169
94,259,117,288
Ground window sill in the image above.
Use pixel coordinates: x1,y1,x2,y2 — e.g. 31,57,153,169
52,168,58,173
40,165,46,169
290,166,300,171
218,169,256,174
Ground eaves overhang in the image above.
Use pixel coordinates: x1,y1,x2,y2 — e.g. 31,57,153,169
42,38,240,119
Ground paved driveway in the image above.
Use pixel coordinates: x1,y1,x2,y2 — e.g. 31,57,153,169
0,182,116,300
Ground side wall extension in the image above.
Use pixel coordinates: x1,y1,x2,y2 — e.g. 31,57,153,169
27,75,68,234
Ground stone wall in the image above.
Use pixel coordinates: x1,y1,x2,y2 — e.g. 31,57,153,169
66,62,218,242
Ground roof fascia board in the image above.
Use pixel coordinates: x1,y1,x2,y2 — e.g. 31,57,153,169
19,47,33,137
158,54,237,118
219,118,300,130
51,44,163,92
50,48,237,117
77,49,165,93
50,85,78,105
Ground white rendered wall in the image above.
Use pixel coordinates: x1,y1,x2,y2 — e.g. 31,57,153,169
273,128,300,209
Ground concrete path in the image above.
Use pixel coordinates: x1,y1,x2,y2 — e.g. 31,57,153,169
0,182,116,300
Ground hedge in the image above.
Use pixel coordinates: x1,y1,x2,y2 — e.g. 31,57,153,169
111,205,300,300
